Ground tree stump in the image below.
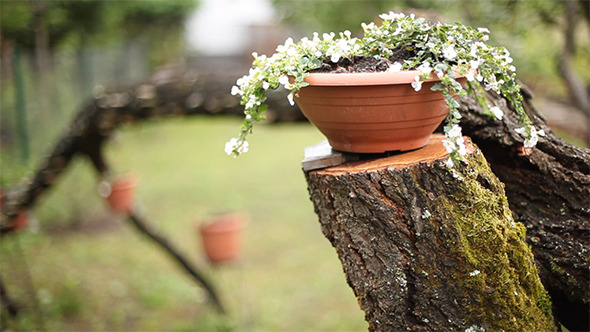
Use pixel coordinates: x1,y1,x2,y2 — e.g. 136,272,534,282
304,134,556,331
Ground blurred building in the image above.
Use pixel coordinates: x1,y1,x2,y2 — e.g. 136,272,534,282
185,0,287,58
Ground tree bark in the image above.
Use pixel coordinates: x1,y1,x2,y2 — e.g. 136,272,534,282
458,88,590,330
304,135,555,331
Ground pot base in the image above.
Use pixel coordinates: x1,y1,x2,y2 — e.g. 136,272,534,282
326,130,433,154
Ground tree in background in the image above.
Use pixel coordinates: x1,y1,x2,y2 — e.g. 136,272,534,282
1,0,197,67
0,0,198,170
1,0,197,88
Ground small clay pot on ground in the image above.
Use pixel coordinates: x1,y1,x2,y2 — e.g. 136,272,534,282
199,213,246,265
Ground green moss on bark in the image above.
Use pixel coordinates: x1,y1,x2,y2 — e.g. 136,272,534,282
432,150,555,331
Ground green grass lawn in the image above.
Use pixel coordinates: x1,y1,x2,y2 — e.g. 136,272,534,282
1,116,368,331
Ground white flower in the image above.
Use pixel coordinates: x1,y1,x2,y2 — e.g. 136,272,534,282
235,76,246,87
442,139,455,154
379,12,405,21
516,126,545,148
442,125,467,157
490,106,504,120
225,138,250,155
323,32,335,41
248,67,261,78
523,131,542,148
505,56,513,63
287,93,295,106
388,62,403,72
474,41,487,49
469,270,481,276
418,62,432,74
477,27,490,33
465,71,475,82
465,325,486,332
361,22,375,32
262,81,270,90
238,141,249,154
445,158,454,168
469,59,480,70
484,81,499,92
411,76,422,91
278,75,289,87
312,32,321,42
230,86,240,96
457,137,467,156
447,124,462,138
245,95,259,109
443,45,457,60
276,37,294,53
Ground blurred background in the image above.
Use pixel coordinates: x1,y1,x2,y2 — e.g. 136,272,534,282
1,0,588,330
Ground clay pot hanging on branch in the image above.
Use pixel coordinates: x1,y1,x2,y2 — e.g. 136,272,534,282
99,174,138,214
0,189,28,231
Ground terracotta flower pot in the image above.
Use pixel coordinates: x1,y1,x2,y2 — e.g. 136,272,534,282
295,70,465,153
199,213,246,265
105,175,137,214
0,190,28,231
11,211,28,231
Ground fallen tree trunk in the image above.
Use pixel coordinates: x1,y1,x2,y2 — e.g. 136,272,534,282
304,135,556,331
0,64,299,232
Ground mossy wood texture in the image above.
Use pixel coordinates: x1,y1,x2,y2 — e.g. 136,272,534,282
305,135,555,331
458,89,589,330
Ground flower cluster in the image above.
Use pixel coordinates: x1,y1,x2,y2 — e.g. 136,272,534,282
227,11,541,166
